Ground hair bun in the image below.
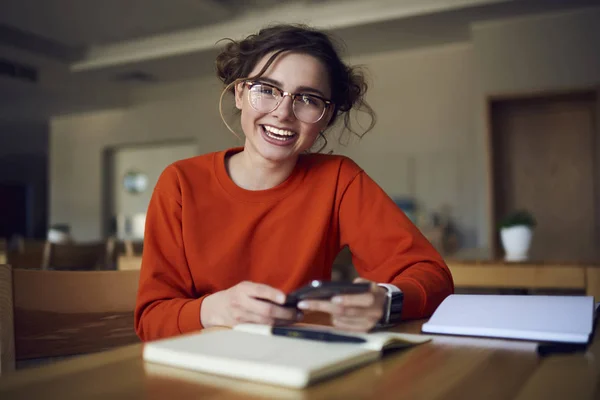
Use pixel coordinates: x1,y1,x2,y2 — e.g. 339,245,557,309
216,40,245,86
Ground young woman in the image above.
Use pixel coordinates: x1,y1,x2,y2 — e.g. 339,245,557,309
135,24,453,341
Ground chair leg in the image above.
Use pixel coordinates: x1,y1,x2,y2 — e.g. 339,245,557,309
41,241,52,270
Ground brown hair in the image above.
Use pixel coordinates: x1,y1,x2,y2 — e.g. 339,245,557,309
215,24,375,147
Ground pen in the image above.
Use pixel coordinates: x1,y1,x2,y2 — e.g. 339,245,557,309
272,327,367,344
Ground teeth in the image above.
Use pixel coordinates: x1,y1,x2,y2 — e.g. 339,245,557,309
264,125,296,137
264,129,289,141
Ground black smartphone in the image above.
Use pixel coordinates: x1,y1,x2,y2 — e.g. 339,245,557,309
282,280,371,307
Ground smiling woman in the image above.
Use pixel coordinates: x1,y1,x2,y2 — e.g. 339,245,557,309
229,52,332,178
134,24,454,342
216,25,374,154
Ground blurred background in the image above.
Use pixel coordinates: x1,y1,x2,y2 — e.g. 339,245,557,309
0,0,598,265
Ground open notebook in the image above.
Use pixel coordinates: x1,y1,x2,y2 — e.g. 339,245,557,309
143,324,430,388
422,294,595,344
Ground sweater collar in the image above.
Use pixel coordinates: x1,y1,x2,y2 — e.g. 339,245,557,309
214,147,307,202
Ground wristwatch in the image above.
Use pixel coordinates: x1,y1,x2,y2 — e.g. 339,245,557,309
377,284,404,326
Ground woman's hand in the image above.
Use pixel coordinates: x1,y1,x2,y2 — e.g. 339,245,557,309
297,278,387,332
201,281,300,328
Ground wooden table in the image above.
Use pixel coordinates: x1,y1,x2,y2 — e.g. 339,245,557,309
1,316,599,400
448,259,600,300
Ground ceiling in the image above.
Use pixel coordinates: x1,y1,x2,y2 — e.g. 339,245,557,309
0,0,293,47
1,0,597,76
0,0,597,122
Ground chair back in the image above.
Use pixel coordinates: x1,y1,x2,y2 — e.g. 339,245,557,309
46,241,112,270
5,240,50,269
0,238,7,263
118,240,144,256
115,239,144,270
0,264,141,373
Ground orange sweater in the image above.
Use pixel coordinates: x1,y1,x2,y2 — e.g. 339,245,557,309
135,148,453,341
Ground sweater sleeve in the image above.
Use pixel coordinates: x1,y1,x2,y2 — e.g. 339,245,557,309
338,170,454,320
134,166,208,341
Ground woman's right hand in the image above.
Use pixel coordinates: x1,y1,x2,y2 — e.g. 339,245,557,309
200,281,300,328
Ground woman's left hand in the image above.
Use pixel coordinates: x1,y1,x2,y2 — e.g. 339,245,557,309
297,278,387,332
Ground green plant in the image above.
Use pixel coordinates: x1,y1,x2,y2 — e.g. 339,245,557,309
498,210,536,229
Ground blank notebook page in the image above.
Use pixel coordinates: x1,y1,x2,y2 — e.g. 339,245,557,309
421,294,594,343
143,329,378,388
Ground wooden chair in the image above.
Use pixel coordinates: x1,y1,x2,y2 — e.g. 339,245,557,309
5,240,50,270
6,239,116,271
46,241,113,270
0,264,14,375
116,240,144,271
0,264,141,374
0,238,6,264
119,239,144,256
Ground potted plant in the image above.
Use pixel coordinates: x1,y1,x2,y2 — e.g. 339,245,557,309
498,210,536,262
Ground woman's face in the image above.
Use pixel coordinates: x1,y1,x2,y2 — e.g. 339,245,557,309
235,52,332,164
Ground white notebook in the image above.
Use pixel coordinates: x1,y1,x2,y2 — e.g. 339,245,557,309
143,324,430,388
421,294,594,343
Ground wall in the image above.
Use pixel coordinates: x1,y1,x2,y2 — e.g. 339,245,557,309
336,43,478,246
50,76,239,240
470,7,600,252
112,141,198,239
0,121,48,238
472,7,600,94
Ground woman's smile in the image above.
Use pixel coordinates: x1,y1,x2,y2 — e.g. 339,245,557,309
260,124,299,146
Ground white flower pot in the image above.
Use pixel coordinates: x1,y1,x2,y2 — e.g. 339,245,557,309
47,229,70,244
500,225,533,262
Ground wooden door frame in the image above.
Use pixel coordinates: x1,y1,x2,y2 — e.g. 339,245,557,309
485,86,600,259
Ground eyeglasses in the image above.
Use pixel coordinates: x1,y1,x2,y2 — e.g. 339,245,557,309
244,81,332,124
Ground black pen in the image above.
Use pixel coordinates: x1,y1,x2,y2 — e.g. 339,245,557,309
272,327,367,344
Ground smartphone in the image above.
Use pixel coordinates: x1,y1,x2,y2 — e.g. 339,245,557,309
282,280,371,307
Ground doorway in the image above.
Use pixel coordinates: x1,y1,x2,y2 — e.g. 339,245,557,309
489,90,599,262
102,141,198,240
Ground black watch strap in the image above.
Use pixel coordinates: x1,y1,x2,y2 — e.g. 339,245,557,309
388,291,404,324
